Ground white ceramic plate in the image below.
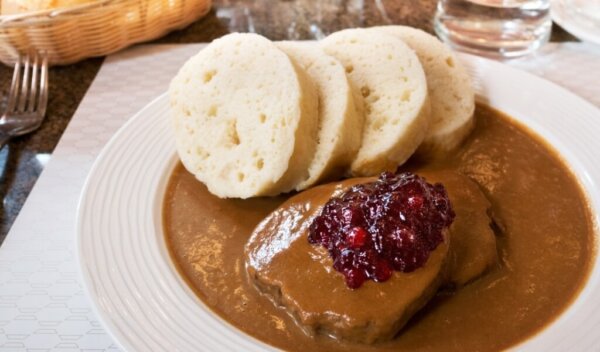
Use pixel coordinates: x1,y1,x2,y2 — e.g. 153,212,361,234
77,54,600,351
552,0,600,46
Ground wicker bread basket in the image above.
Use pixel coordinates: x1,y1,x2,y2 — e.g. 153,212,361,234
0,0,211,66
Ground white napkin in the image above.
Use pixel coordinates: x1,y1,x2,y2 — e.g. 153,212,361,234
0,42,598,350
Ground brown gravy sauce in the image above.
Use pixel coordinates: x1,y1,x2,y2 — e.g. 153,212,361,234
163,104,596,351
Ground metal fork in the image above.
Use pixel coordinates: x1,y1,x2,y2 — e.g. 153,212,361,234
0,53,49,150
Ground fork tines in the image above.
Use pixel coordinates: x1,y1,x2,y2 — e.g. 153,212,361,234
7,53,49,117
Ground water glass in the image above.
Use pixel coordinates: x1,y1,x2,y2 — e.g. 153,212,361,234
434,0,552,59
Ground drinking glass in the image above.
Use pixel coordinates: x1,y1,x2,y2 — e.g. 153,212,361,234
434,0,552,59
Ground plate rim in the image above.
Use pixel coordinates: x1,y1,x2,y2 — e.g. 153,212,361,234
551,0,600,46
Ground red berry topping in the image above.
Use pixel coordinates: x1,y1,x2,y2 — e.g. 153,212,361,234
344,267,367,289
308,172,455,289
346,227,368,248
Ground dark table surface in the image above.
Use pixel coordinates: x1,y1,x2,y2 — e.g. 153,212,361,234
0,0,577,244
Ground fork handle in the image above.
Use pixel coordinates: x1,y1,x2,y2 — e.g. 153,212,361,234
0,134,11,151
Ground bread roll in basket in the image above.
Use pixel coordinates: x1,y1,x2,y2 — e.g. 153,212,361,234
0,0,211,65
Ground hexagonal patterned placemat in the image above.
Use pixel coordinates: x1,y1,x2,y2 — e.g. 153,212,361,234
0,42,598,351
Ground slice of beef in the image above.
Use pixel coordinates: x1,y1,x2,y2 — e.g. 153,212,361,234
245,172,496,343
419,170,498,287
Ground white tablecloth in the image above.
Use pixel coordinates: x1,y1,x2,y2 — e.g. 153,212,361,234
0,42,599,351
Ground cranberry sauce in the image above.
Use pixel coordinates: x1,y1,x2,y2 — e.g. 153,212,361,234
308,172,455,289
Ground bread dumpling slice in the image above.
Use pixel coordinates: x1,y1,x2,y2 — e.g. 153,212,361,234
276,41,364,190
320,29,430,176
169,33,319,198
371,26,475,155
